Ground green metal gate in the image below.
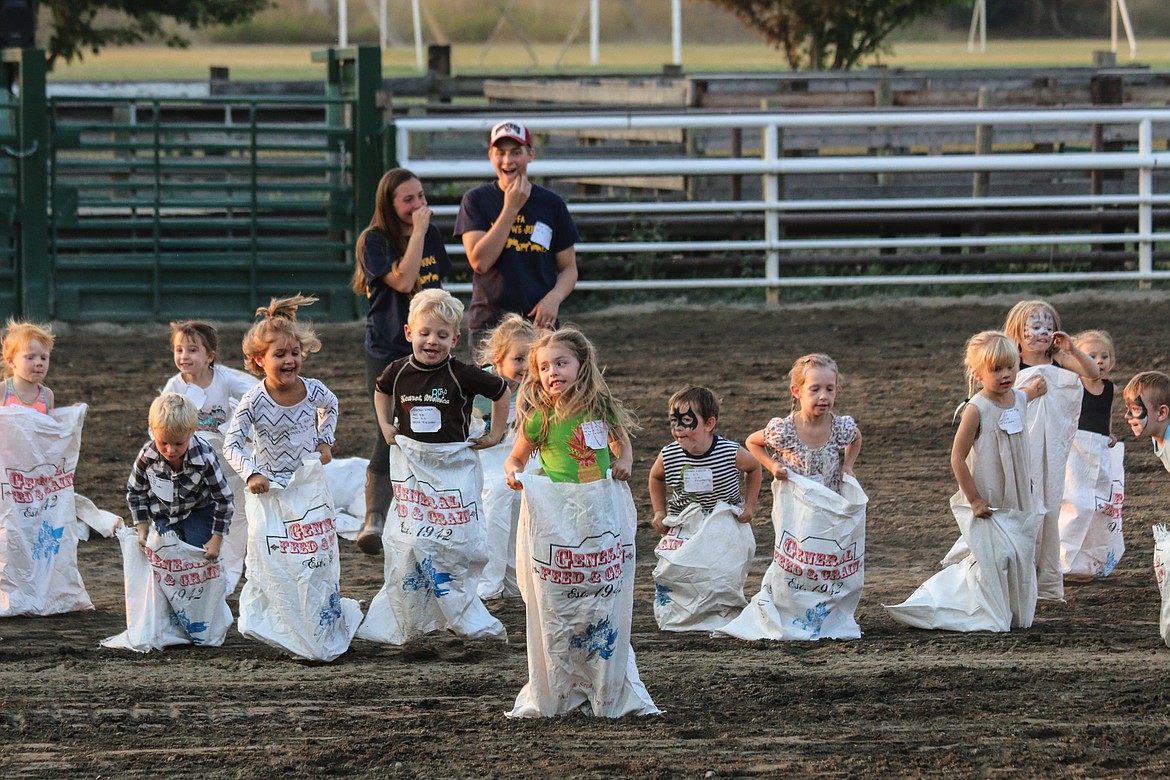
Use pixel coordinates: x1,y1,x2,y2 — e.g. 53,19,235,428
2,47,49,322
49,93,360,320
0,86,18,318
2,45,382,322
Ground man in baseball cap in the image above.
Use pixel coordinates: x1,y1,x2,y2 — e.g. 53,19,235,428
455,120,580,350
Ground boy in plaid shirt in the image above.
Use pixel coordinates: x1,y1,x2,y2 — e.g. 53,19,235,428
127,392,234,560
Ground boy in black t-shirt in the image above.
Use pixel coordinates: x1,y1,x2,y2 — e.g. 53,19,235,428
374,289,509,446
360,290,509,553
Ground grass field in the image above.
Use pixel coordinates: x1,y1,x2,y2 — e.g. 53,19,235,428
45,38,1170,82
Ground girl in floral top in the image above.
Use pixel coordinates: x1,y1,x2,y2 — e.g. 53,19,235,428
505,327,637,487
745,353,861,493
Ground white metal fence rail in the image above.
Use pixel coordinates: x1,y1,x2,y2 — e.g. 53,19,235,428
393,110,1170,292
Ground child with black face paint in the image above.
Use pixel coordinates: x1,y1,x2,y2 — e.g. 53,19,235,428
648,386,762,535
1123,371,1170,471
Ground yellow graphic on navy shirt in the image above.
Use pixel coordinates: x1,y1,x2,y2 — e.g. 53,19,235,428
504,215,545,253
365,253,442,297
418,253,440,286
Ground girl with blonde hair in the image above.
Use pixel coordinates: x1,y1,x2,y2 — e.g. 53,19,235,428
745,353,861,494
224,295,337,494
2,320,55,412
503,326,657,718
505,326,637,486
1001,300,1099,601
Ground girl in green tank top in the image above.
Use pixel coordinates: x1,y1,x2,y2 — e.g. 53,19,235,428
504,327,637,487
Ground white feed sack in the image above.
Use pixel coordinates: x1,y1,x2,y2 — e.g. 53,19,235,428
1059,434,1125,578
652,501,755,632
74,494,122,542
357,438,505,645
509,473,659,718
102,527,233,652
1154,525,1170,649
237,456,363,661
886,495,1043,633
201,430,248,594
0,405,93,616
1019,364,1083,601
715,474,867,642
321,456,370,541
477,435,522,600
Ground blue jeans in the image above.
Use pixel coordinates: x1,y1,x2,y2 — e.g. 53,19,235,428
155,502,215,548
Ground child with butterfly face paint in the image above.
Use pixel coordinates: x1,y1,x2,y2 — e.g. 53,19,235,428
648,386,762,534
1002,300,1101,601
1003,300,1100,381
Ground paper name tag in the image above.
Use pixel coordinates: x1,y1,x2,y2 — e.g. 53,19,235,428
580,420,608,450
999,407,1024,434
682,467,714,494
184,384,206,409
148,472,174,503
410,405,442,433
531,221,553,250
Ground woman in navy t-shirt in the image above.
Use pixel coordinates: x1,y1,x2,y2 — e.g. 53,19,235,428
351,167,451,554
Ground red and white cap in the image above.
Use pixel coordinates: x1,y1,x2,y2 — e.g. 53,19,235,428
490,120,532,147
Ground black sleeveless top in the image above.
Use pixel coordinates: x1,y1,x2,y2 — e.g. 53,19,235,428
1077,379,1113,436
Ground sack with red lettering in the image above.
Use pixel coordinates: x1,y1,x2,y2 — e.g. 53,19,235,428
358,438,505,645
102,527,233,651
652,501,756,632
885,494,1042,632
201,430,249,594
1154,525,1170,648
101,527,188,651
237,455,363,661
478,434,521,600
715,473,867,641
509,472,659,718
1060,433,1125,577
0,405,94,617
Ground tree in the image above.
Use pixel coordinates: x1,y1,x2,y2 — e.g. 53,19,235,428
43,1,271,67
708,0,964,71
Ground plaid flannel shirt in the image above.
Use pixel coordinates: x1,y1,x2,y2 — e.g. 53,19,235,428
126,434,235,536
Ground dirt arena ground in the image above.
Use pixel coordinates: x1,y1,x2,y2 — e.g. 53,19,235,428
4,291,1170,778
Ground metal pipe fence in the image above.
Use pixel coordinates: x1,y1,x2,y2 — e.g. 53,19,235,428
393,110,1170,293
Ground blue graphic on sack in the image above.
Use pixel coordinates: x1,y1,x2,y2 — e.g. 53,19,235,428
793,601,831,638
402,556,454,598
315,588,344,640
1099,548,1119,577
172,608,210,643
654,582,672,606
31,521,63,560
569,616,618,661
